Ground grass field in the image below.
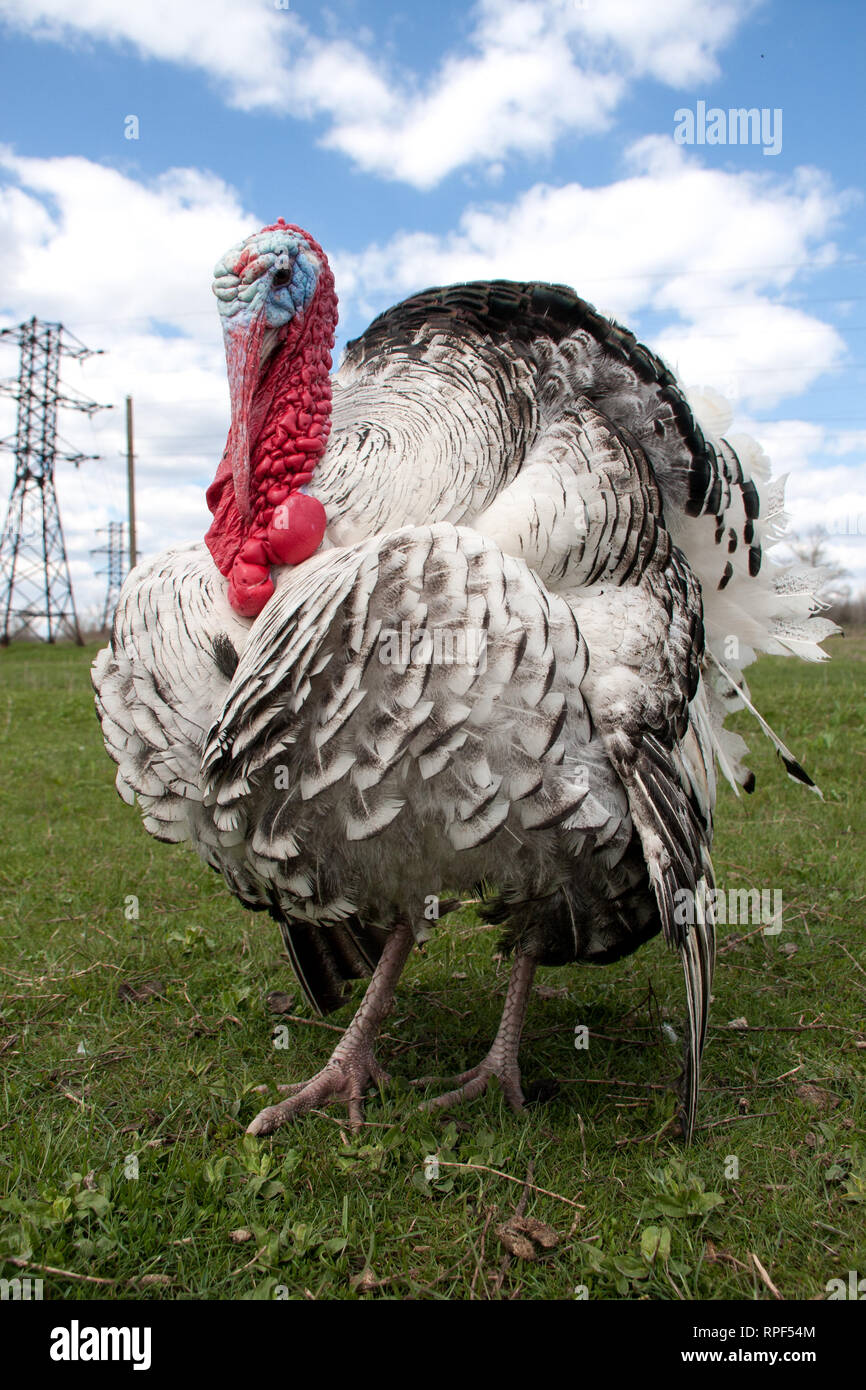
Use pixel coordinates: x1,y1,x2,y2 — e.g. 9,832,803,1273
0,636,863,1301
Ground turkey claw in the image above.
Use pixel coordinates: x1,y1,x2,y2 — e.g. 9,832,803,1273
416,1058,526,1113
247,1053,389,1135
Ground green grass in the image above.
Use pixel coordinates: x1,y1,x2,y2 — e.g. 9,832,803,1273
0,637,864,1301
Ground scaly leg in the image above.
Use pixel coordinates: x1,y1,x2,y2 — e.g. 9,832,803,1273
417,952,537,1111
247,922,415,1136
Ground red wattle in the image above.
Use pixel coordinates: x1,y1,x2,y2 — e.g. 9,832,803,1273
228,558,274,617
239,537,269,566
265,493,327,566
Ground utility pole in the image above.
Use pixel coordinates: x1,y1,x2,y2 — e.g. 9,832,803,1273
125,394,137,571
0,318,110,644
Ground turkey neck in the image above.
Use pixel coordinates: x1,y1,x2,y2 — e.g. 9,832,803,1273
244,311,334,534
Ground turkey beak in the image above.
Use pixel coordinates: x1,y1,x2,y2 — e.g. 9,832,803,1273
259,325,284,366
223,309,267,518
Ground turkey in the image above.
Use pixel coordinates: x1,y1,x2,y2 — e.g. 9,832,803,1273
93,219,836,1141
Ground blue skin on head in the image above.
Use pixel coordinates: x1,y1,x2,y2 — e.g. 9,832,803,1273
213,230,321,331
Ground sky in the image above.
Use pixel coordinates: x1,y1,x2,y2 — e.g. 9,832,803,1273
0,0,864,624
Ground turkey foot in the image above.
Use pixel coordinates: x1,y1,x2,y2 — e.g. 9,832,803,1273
417,953,537,1113
247,922,414,1136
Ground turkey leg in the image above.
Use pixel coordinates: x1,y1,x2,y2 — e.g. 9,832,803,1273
247,922,415,1135
416,952,537,1112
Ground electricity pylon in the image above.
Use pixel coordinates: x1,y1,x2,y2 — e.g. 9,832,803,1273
0,317,110,644
92,520,127,631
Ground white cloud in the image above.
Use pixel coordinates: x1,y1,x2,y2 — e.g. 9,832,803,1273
572,0,750,85
0,150,255,327
737,419,866,589
336,138,851,410
656,300,844,411
310,17,624,188
0,0,301,111
0,0,756,188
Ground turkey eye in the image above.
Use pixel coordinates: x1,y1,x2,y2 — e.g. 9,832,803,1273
272,269,292,289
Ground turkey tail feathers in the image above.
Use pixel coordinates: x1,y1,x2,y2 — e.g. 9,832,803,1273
679,875,715,1143
272,898,384,1016
705,650,822,797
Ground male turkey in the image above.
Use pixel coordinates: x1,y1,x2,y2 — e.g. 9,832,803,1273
93,220,835,1140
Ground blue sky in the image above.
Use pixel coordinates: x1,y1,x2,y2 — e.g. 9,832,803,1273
0,0,864,617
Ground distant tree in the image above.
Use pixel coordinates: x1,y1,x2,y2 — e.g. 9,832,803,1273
786,526,851,609
783,526,866,628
